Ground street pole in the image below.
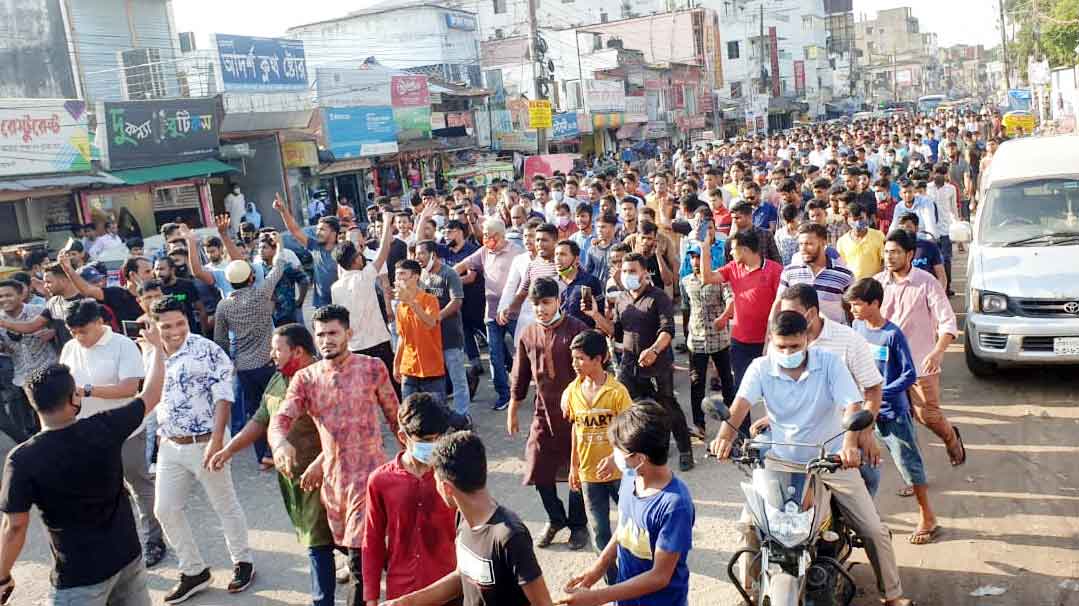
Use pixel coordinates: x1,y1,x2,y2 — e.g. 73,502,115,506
892,51,898,102
528,0,548,155
999,0,1011,90
759,2,765,95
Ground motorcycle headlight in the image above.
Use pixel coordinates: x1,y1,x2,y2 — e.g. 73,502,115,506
764,503,815,548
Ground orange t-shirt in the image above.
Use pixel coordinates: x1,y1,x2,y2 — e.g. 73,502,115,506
395,291,445,378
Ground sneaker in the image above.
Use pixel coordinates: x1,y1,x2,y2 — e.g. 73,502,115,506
143,539,167,568
679,452,695,472
492,400,509,412
227,562,255,593
569,527,590,551
535,522,565,548
164,568,211,604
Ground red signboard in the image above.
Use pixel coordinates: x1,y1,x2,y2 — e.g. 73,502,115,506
390,74,430,107
794,60,806,95
769,27,781,98
698,93,714,113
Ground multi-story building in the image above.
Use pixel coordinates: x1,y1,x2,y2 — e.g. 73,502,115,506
939,44,989,98
854,7,939,102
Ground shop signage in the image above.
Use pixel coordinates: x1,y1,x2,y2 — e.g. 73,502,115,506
528,100,553,129
550,112,580,140
323,106,399,158
216,34,308,91
676,114,706,130
0,99,94,177
575,111,593,134
794,61,806,95
104,98,220,170
445,13,477,31
584,80,626,113
317,67,391,107
769,27,781,98
43,195,79,233
282,141,319,168
624,96,647,123
698,92,714,113
592,113,624,130
391,75,430,107
391,74,431,141
642,122,668,139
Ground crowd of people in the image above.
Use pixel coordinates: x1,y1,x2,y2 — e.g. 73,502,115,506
0,107,1000,606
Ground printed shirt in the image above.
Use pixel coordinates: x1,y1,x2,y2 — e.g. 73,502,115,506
269,263,309,325
157,333,235,438
269,353,400,548
562,374,633,482
874,267,958,377
779,256,855,325
615,476,695,606
361,452,457,601
681,273,731,353
0,304,58,387
213,257,286,371
773,224,801,266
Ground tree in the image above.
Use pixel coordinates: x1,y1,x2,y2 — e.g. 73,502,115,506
1006,0,1079,78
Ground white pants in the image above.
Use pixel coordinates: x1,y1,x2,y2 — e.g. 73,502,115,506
153,438,253,575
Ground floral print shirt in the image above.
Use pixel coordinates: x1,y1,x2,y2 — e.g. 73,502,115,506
157,333,235,438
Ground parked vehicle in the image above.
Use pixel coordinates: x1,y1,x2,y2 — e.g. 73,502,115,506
964,134,1079,376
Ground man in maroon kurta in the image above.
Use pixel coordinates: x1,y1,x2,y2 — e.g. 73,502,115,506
508,276,589,550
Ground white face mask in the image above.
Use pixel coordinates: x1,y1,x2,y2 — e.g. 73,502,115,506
552,191,565,202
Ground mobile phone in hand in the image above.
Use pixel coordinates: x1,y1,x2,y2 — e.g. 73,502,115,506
122,320,144,339
581,286,594,311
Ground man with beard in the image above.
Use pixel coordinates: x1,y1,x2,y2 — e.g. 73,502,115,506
0,280,55,443
275,192,340,308
508,277,589,551
770,223,854,325
269,305,401,606
500,222,559,326
210,324,335,606
152,256,203,333
441,220,486,383
0,263,85,350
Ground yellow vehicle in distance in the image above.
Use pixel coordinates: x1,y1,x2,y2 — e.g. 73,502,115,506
1003,110,1037,137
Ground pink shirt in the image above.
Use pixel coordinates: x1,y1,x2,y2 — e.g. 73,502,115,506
874,267,958,377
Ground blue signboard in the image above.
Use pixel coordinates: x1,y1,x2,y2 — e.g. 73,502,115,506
551,112,580,140
1007,89,1032,112
216,34,308,91
323,106,399,158
445,13,477,31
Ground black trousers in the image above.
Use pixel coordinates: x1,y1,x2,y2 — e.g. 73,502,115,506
688,349,735,429
536,484,587,530
353,340,400,400
618,368,692,455
730,339,765,437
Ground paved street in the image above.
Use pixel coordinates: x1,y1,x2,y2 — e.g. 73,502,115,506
9,273,1079,605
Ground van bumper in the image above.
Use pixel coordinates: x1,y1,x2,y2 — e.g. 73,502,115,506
967,312,1079,363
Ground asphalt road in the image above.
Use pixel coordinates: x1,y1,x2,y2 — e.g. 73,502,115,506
8,263,1079,605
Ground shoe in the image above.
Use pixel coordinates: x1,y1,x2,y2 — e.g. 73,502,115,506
227,562,255,593
710,377,722,391
679,452,695,472
143,539,167,568
164,568,211,604
492,400,509,412
569,527,590,551
674,342,688,353
689,425,707,441
535,523,565,548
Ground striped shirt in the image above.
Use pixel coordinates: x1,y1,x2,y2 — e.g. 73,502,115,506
779,257,855,325
809,317,883,391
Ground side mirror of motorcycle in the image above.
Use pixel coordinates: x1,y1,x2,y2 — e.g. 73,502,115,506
843,410,875,433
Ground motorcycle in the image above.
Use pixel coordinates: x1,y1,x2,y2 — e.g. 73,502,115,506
704,397,876,606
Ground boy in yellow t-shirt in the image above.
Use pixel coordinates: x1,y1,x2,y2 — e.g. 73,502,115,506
562,329,633,584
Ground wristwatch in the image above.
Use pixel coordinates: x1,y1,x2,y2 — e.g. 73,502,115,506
83,384,92,398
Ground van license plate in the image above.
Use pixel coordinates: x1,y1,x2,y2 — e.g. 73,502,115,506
1053,338,1079,355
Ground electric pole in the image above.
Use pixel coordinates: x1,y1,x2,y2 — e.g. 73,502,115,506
759,3,765,95
999,0,1011,90
528,0,548,154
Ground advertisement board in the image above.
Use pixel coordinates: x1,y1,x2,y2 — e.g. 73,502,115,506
0,99,94,177
528,100,553,129
316,67,391,107
794,61,806,95
769,27,781,98
323,106,399,157
282,141,319,168
390,74,431,140
216,34,308,91
584,80,627,113
104,98,220,170
550,112,580,140
624,96,648,123
391,75,430,107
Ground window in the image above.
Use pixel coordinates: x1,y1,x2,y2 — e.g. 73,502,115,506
600,11,608,23
730,82,742,98
494,28,504,39
727,40,740,59
592,33,603,51
493,0,506,14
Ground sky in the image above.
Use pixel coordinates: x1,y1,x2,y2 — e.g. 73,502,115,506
172,0,1004,50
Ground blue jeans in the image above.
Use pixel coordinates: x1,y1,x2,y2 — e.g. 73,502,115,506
582,480,620,585
234,364,276,462
486,319,515,407
938,235,953,291
860,462,882,498
443,347,471,415
876,411,928,487
307,545,336,606
401,375,447,407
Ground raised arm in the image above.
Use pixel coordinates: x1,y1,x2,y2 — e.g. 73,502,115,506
273,192,308,248
59,254,104,301
371,210,396,273
182,228,215,287
214,214,247,263
699,225,728,286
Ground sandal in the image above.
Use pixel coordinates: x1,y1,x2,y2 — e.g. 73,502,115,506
908,525,940,545
949,426,967,466
896,485,915,498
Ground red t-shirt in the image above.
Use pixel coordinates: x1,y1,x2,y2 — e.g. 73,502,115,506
718,259,782,344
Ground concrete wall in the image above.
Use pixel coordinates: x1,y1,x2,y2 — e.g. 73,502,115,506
0,0,78,98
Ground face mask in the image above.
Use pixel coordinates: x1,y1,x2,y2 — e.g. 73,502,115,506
622,272,641,291
411,440,436,464
613,449,642,478
281,354,306,377
875,191,887,202
556,216,572,229
851,219,868,231
552,191,565,202
424,257,435,273
538,311,562,327
433,215,446,229
772,348,806,369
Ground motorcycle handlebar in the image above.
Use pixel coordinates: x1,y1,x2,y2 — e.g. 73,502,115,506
806,454,843,473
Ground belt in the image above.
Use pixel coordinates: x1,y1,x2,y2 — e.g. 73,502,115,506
167,433,213,445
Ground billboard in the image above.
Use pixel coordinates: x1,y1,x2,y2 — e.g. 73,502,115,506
104,98,220,170
584,80,627,113
624,96,648,123
316,67,391,107
769,27,781,98
391,75,431,141
550,112,580,140
794,61,806,95
0,99,94,177
216,34,308,91
324,106,399,158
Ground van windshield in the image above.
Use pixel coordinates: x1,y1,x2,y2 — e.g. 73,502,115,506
978,178,1079,246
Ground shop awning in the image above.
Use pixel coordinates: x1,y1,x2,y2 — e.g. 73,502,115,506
108,160,238,185
0,173,124,192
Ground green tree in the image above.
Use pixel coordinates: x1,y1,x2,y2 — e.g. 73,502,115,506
1007,0,1079,76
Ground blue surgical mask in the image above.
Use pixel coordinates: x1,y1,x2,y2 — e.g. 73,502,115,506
411,440,436,464
538,311,562,327
613,449,641,478
773,349,806,369
851,219,868,231
622,272,641,291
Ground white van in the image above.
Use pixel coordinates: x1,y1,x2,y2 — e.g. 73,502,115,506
964,134,1079,376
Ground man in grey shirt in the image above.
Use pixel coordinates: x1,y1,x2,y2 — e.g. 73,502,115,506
415,239,470,415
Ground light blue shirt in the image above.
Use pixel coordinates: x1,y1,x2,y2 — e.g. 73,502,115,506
158,333,235,438
736,348,863,464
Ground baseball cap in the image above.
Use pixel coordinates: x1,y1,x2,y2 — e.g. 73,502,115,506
224,260,253,284
78,265,105,283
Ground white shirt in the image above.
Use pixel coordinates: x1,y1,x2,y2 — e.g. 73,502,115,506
809,317,884,392
225,192,246,233
88,233,123,259
332,264,391,352
498,251,536,347
925,182,957,234
60,327,147,437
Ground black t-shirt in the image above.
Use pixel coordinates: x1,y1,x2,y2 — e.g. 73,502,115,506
101,286,143,323
0,399,144,589
162,278,200,330
642,253,663,289
456,506,542,606
855,191,879,218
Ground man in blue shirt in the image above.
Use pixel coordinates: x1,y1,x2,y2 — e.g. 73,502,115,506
894,213,947,289
709,311,909,606
847,278,939,545
275,193,338,308
561,401,694,606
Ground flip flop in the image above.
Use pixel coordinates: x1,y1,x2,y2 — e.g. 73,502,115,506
949,426,967,466
908,525,940,545
896,485,915,498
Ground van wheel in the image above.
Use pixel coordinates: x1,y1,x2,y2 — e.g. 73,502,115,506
964,331,997,377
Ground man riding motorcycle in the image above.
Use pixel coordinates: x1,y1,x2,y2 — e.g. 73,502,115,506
709,310,913,606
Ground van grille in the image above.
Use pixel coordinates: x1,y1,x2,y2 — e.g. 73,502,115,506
979,333,1008,350
1014,298,1079,318
1021,337,1054,352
